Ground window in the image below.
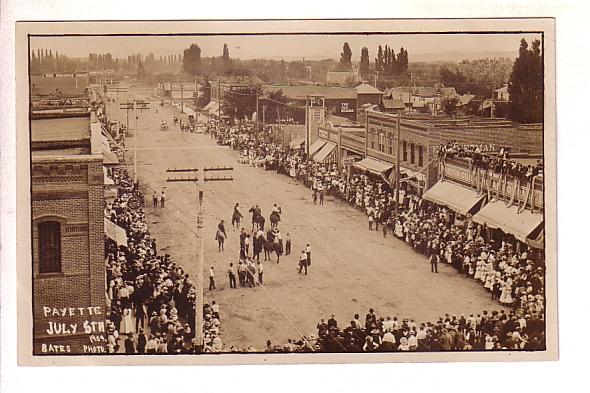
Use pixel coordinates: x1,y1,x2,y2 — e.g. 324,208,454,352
370,138,375,149
410,143,415,164
39,221,61,273
418,145,424,167
379,133,385,152
389,138,393,155
402,141,407,161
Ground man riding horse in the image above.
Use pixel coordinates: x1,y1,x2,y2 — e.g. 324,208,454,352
263,230,282,264
269,203,281,229
232,203,244,229
249,205,265,231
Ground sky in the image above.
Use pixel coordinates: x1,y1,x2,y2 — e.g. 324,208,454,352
30,33,542,62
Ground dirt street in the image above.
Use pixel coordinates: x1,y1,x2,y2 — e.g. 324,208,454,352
108,91,503,350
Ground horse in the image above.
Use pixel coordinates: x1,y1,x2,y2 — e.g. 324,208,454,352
269,211,281,229
249,206,260,231
232,205,243,228
262,236,282,263
249,206,265,231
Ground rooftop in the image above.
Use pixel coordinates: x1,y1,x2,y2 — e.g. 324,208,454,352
31,74,89,96
355,83,382,95
31,116,91,154
262,85,357,100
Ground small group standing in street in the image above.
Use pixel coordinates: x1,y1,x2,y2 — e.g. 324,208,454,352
152,189,166,208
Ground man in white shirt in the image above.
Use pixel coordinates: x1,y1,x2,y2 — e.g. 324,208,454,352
305,244,312,266
208,266,216,290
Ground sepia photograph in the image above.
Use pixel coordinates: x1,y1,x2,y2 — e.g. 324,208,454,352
14,18,556,365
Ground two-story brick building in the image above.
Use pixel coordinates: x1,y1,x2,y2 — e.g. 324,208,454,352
31,109,109,355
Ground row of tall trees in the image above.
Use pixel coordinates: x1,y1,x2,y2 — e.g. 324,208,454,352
30,49,88,74
375,45,409,76
334,42,409,78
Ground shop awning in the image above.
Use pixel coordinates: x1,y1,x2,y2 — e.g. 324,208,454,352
422,181,485,215
104,188,118,200
102,149,119,165
289,137,306,149
104,218,128,246
401,168,426,183
472,201,544,242
313,141,337,163
207,101,220,115
526,228,544,249
353,157,394,175
308,139,327,157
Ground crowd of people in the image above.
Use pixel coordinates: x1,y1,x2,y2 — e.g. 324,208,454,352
211,117,546,352
100,97,226,354
270,306,545,352
438,141,544,185
96,100,547,354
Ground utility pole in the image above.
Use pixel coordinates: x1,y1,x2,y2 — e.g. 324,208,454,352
490,83,495,119
262,105,266,129
130,100,150,183
305,95,309,157
255,86,260,131
407,73,412,115
166,166,234,351
120,100,134,138
395,114,401,216
180,82,184,113
217,82,221,118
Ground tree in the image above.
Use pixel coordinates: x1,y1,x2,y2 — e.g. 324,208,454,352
375,45,384,72
442,96,459,116
196,79,210,109
508,39,543,123
182,44,202,76
397,47,408,73
222,86,259,122
359,47,370,80
339,42,352,71
222,44,230,74
137,61,145,80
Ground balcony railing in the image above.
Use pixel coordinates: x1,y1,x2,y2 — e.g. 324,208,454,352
442,161,544,212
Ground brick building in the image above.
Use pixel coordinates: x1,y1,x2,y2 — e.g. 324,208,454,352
31,110,108,355
363,110,435,192
362,110,544,193
262,85,358,121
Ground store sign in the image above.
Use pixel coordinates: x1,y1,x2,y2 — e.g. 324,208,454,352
343,156,361,165
341,102,355,113
310,96,324,107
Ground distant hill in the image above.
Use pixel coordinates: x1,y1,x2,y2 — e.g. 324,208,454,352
410,51,517,63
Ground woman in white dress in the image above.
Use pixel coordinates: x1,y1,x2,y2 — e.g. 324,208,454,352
120,306,136,335
500,278,514,305
474,259,483,281
484,266,494,291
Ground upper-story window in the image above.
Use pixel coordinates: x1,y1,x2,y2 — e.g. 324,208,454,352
38,221,61,273
402,141,408,162
410,143,415,164
418,145,424,167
